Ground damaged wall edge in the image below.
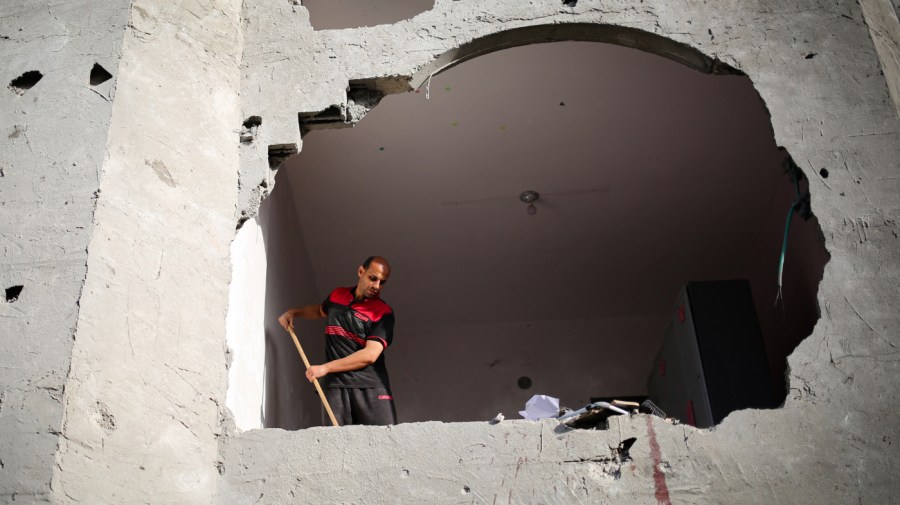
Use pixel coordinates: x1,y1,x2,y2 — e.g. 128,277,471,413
237,19,747,226
226,0,900,503
297,82,386,134
409,23,745,91
235,81,385,227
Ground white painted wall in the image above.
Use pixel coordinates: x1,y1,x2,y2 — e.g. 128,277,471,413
258,170,327,429
225,218,268,431
225,170,328,431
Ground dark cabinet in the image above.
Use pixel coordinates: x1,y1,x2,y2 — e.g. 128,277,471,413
648,280,776,428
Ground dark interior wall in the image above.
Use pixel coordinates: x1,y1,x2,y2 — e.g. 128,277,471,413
258,166,827,427
391,315,665,423
382,168,829,424
259,168,325,429
253,40,829,426
746,170,829,402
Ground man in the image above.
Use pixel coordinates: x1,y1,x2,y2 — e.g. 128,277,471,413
278,256,396,426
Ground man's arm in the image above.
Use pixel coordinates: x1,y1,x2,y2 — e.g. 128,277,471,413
278,303,326,330
305,340,384,382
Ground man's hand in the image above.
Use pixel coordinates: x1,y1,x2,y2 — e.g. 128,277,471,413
306,364,328,382
278,309,296,330
279,304,326,331
304,341,384,383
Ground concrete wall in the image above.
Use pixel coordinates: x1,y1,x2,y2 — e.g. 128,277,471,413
0,0,896,503
225,1,900,504
48,0,244,503
0,1,130,501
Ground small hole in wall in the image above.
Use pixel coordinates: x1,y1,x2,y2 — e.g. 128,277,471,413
89,63,113,86
517,376,532,390
8,70,42,95
241,116,263,143
804,53,817,60
819,167,829,178
5,285,23,303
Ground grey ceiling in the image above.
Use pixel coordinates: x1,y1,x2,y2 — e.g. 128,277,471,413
280,41,784,330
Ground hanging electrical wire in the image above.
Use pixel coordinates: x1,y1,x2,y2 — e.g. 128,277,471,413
776,154,812,307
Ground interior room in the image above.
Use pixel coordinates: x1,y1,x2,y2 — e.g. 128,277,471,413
245,40,828,429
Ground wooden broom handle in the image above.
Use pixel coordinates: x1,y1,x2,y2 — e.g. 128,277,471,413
287,326,339,427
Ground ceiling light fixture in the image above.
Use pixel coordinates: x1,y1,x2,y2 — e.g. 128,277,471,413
519,190,540,215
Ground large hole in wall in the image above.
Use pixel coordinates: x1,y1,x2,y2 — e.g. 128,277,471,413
234,40,828,430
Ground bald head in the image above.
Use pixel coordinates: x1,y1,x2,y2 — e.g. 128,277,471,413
356,256,391,300
362,255,391,273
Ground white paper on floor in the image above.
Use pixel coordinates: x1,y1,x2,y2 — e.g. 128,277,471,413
519,394,560,420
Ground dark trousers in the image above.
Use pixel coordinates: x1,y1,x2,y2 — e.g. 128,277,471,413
324,387,397,426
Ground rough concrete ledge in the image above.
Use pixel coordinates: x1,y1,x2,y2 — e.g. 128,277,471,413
220,403,897,505
221,419,645,504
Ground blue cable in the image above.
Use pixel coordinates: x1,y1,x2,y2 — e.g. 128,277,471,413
777,159,805,306
776,202,797,306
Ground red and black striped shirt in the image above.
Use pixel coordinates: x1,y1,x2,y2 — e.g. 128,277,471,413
321,286,394,388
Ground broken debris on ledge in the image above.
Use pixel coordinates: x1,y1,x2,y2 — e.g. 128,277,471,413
495,394,670,430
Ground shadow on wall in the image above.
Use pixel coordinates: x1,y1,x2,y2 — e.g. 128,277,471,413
258,169,325,429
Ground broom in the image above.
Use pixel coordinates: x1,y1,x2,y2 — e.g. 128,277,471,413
286,326,339,427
